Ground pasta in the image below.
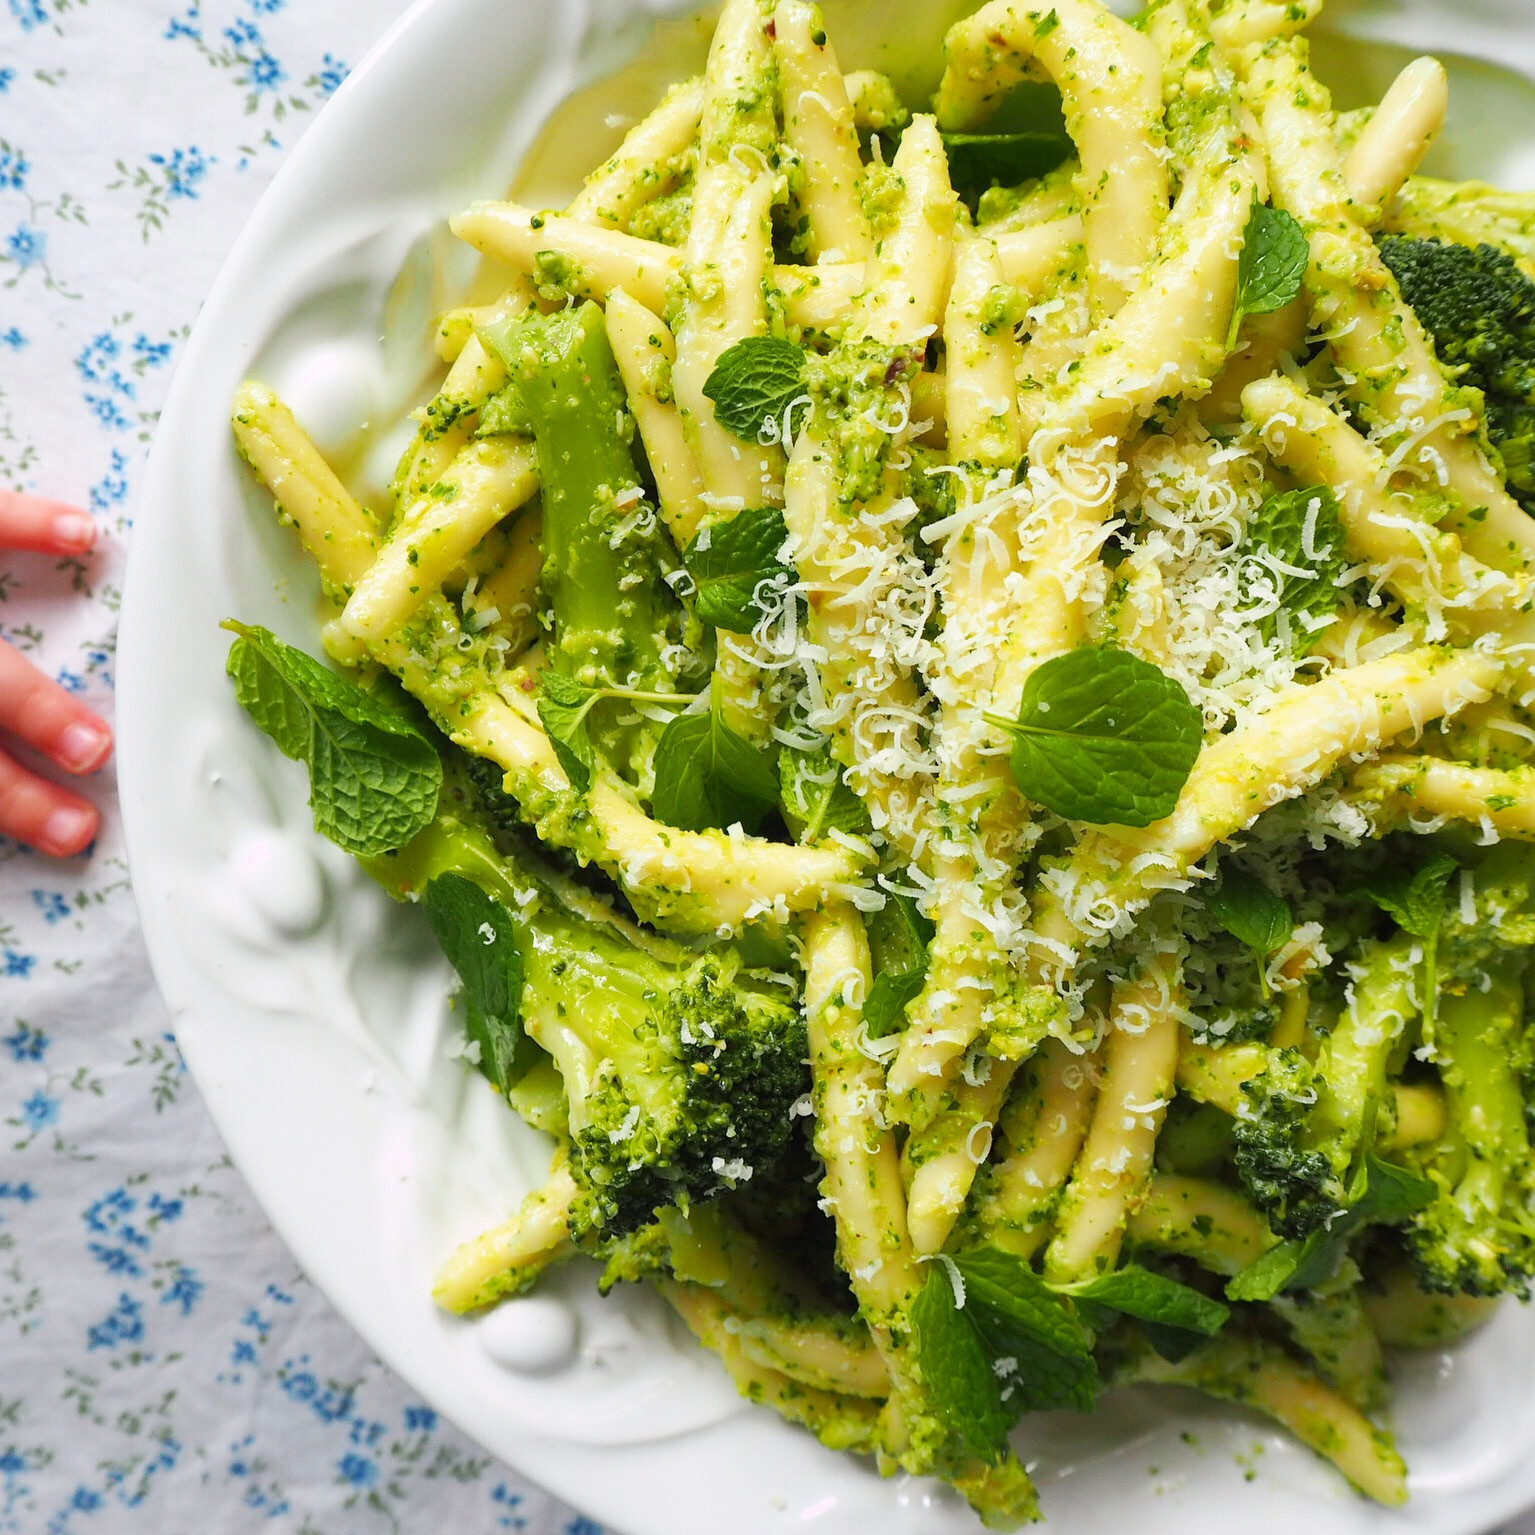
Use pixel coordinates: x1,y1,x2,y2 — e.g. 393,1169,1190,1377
223,0,1535,1523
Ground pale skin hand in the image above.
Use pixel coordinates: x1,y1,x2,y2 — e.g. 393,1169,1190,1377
0,491,114,856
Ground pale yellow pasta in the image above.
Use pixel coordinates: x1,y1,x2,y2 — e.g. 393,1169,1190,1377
993,214,1083,294
604,288,708,543
448,203,681,314
662,1281,883,1452
674,163,782,510
936,0,1167,317
1243,40,1535,573
1341,57,1448,216
1040,647,1502,949
337,436,539,646
230,381,379,592
1044,955,1182,1281
567,76,704,228
851,114,957,347
774,0,873,264
736,1316,891,1398
1348,754,1535,839
1136,1336,1408,1505
1243,373,1535,632
944,230,1024,468
432,1159,578,1313
974,1038,1102,1258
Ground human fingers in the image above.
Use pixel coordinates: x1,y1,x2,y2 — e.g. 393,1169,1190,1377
0,749,100,855
0,637,113,777
0,489,97,556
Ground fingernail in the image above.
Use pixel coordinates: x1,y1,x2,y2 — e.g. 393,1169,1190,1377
41,804,97,855
57,721,112,773
53,512,96,553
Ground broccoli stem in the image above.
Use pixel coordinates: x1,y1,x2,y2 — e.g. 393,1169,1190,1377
366,809,677,1137
479,300,680,702
1312,934,1418,1174
1436,957,1529,1246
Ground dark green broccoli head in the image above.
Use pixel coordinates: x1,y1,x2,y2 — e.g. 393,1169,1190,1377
1378,234,1535,508
1405,1162,1535,1299
562,954,809,1242
1231,1046,1342,1239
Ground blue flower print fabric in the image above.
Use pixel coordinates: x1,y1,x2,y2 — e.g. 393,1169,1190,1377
0,2,601,1530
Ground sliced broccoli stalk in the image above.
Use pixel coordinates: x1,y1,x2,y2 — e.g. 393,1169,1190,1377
479,300,684,773
367,805,809,1243
1407,955,1535,1298
1233,936,1417,1237
1377,234,1535,509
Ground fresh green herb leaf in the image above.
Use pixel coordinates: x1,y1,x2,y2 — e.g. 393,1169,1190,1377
683,507,795,633
952,1248,1101,1413
864,887,935,1037
1363,851,1458,1025
910,1265,1015,1463
223,621,442,856
651,688,781,833
1055,1264,1229,1338
989,646,1203,827
1350,1149,1437,1225
422,873,536,1095
1231,203,1309,344
779,743,870,842
941,131,1073,202
1246,485,1351,647
1363,853,1458,941
1226,1149,1435,1301
536,672,602,792
1204,869,1294,965
702,337,807,442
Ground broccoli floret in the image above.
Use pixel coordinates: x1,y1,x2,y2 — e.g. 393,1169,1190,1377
1231,1046,1338,1238
1232,936,1418,1237
1377,234,1535,508
370,801,809,1245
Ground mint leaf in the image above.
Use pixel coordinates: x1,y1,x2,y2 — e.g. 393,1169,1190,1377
1362,853,1458,941
1226,1150,1435,1301
683,507,795,633
910,1266,1014,1463
864,888,934,1037
423,873,536,1096
941,131,1072,202
779,743,870,842
224,621,442,856
1225,1238,1309,1302
1246,485,1350,647
651,693,780,833
536,672,601,793
1231,203,1308,343
1057,1264,1229,1337
702,337,807,441
1350,1150,1437,1225
992,647,1203,827
1204,870,1294,958
953,1248,1100,1413
1363,851,1457,1026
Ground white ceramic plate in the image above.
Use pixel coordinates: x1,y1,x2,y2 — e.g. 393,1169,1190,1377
118,1,1535,1530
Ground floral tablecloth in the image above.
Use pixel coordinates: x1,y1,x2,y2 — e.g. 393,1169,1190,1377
0,2,595,1529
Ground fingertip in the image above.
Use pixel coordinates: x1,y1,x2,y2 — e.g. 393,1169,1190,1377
52,511,98,556
39,801,99,857
54,719,114,775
